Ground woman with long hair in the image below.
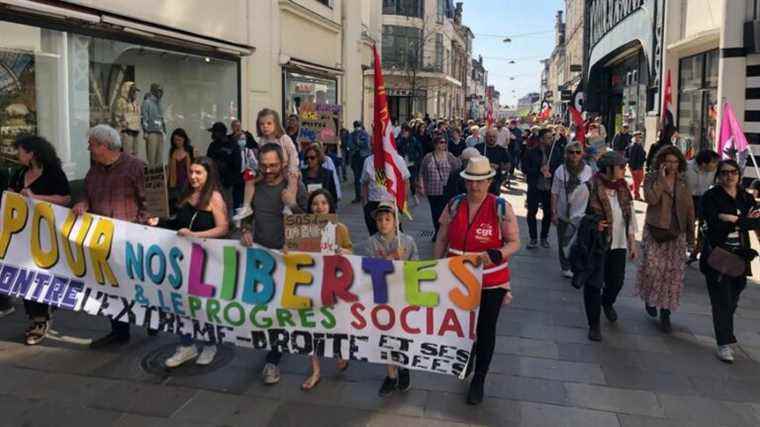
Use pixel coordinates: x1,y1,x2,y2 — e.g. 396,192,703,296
635,146,694,333
699,159,760,362
167,128,194,213
148,157,229,367
7,135,71,344
300,189,352,390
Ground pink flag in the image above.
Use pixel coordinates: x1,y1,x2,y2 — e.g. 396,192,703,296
718,101,749,161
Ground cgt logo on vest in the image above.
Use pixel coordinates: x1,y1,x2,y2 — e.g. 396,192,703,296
474,223,495,243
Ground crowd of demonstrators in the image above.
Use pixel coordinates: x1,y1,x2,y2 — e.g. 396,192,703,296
523,127,553,249
635,146,694,333
551,142,593,279
149,157,230,367
685,149,720,263
627,130,647,200
699,159,760,363
418,135,462,240
582,151,638,342
75,124,151,348
434,156,521,405
7,136,71,344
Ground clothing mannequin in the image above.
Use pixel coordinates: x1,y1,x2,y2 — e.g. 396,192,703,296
114,81,141,157
141,83,166,165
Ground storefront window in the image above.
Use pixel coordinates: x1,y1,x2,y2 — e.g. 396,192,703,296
283,70,339,148
678,50,719,153
1,20,239,180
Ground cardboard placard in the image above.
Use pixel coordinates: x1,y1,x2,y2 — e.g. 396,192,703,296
144,165,169,218
284,213,337,252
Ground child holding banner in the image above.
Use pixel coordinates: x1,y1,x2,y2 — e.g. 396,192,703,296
147,157,230,367
367,200,419,397
301,189,352,391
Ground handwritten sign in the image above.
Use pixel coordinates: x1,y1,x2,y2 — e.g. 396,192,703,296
144,165,169,218
284,213,337,252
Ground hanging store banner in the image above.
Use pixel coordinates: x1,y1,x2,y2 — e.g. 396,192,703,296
0,192,482,376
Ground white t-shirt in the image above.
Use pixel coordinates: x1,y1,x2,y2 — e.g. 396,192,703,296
551,165,593,220
495,127,512,147
606,189,638,250
360,154,411,202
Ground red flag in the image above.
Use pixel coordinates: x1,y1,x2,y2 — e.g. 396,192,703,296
371,45,407,214
569,105,586,146
661,69,674,132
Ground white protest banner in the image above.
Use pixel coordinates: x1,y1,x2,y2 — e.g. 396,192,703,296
0,192,482,376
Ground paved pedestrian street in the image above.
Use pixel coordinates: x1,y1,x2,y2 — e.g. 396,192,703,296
1,178,760,427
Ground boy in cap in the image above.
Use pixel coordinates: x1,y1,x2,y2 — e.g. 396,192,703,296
367,200,419,397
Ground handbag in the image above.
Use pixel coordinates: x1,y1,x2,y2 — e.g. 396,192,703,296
648,186,680,243
707,246,746,278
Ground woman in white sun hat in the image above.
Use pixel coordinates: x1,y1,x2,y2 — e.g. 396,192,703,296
433,156,521,406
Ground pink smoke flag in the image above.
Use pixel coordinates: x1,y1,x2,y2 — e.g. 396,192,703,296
718,101,749,165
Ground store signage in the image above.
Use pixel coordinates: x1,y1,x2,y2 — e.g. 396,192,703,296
589,0,644,47
387,89,426,97
295,83,315,93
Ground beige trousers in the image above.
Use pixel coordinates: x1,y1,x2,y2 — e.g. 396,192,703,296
144,132,164,166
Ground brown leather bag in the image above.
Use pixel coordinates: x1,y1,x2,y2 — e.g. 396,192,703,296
707,246,746,278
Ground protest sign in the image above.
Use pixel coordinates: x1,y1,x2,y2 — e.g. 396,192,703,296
0,192,482,376
284,213,337,252
144,165,169,218
298,104,341,147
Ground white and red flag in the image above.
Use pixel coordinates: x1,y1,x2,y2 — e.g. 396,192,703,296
661,69,675,132
371,45,408,216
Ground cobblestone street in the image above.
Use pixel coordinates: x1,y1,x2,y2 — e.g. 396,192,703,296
1,177,759,427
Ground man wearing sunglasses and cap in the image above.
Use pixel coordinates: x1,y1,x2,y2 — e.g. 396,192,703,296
434,156,521,405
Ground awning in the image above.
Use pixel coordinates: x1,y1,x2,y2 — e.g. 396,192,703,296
286,58,344,76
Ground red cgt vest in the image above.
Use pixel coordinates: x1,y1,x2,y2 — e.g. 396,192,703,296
447,194,511,288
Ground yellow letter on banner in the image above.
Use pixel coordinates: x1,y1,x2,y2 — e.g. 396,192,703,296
31,202,59,268
281,253,314,309
0,193,28,258
89,218,118,286
62,212,93,277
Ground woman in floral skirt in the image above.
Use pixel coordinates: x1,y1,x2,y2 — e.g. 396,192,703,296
635,145,694,333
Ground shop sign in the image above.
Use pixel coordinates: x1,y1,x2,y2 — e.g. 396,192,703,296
589,0,644,47
295,83,315,93
387,89,426,97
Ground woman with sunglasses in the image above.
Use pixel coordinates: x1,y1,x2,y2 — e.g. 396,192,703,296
635,146,694,333
418,134,461,241
551,142,593,279
584,151,638,342
301,144,338,203
699,159,760,363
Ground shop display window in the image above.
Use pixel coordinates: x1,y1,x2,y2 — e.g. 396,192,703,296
1,20,239,180
678,50,718,153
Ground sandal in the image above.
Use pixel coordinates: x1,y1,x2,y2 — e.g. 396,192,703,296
301,372,321,391
336,359,349,372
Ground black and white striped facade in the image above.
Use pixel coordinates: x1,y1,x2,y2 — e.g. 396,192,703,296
745,55,760,180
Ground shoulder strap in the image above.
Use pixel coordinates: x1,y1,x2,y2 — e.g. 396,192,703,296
448,194,466,216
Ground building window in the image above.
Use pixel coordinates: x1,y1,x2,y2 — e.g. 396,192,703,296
435,33,444,72
315,0,333,8
0,20,239,180
382,0,423,18
437,0,445,24
678,50,719,154
381,25,421,69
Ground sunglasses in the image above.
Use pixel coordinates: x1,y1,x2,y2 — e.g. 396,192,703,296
306,155,317,160
568,150,582,155
720,169,739,176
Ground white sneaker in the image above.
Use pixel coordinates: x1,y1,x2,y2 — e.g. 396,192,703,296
716,345,734,363
262,362,281,385
232,206,253,222
196,345,217,366
165,345,198,368
562,270,574,279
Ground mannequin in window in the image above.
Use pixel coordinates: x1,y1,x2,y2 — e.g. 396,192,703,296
141,83,166,165
114,81,141,157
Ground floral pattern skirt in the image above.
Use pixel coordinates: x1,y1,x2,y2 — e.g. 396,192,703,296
634,227,688,311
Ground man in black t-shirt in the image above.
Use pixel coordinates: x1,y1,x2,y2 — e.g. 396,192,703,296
475,128,511,195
